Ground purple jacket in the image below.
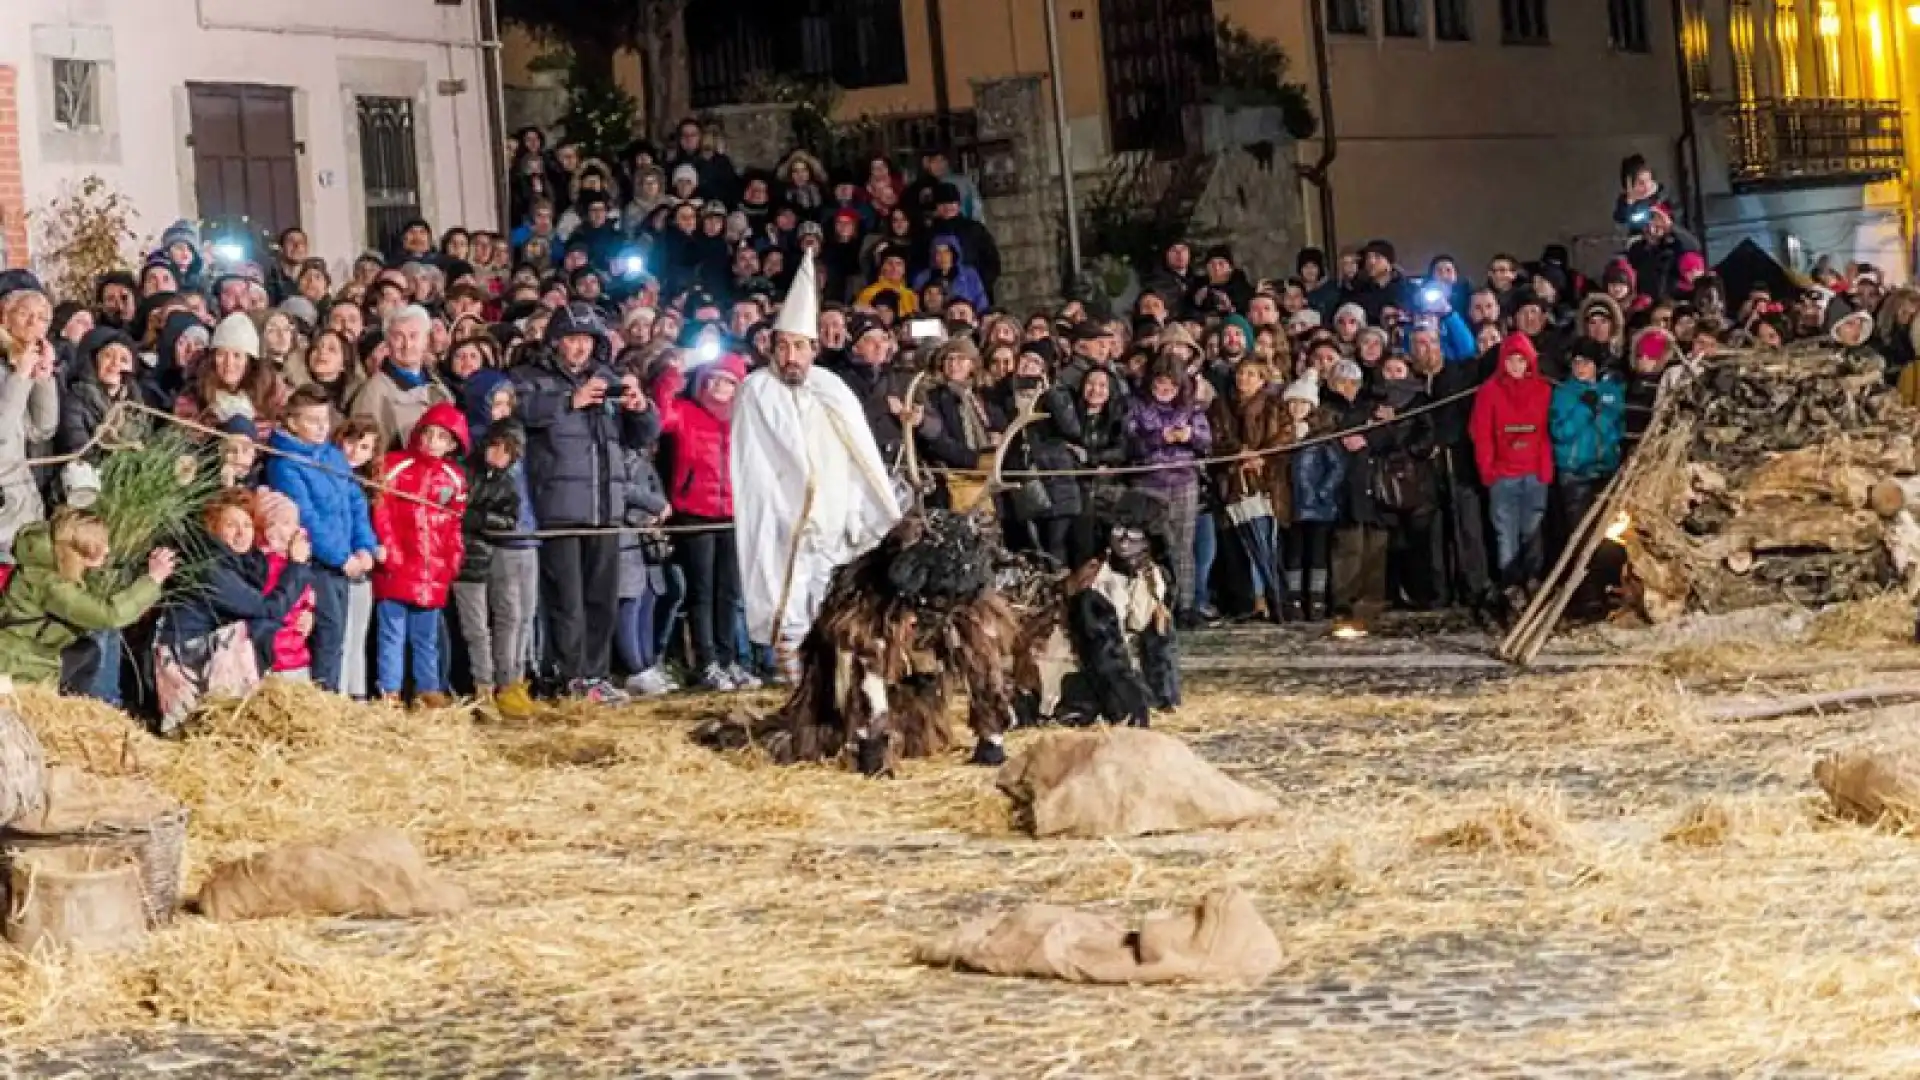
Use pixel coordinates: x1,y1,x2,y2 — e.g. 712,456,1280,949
1126,398,1212,494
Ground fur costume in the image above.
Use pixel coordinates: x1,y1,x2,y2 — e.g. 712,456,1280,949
697,510,1018,775
1014,490,1181,727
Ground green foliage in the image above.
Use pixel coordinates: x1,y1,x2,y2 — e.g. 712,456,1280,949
732,72,890,176
91,431,222,600
1205,19,1318,140
555,65,641,161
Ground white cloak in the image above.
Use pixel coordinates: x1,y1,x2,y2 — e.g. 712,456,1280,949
731,364,902,645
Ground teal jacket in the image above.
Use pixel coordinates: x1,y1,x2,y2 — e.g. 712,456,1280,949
1548,375,1626,482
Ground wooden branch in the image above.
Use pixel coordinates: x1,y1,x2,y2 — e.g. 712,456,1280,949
1704,684,1920,724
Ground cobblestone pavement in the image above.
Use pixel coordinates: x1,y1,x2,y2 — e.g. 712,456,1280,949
0,619,1892,1079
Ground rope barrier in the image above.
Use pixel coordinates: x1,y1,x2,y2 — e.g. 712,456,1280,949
18,377,1482,542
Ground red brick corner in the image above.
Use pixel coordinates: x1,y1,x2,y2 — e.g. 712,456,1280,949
0,67,26,269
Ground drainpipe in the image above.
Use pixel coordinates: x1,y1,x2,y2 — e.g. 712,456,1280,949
1303,0,1338,253
926,0,953,149
477,0,510,231
1668,0,1706,257
1043,0,1083,284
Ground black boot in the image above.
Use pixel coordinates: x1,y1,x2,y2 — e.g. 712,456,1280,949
969,738,1007,767
855,735,891,777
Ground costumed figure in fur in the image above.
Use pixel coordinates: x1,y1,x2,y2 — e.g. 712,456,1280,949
1013,488,1181,727
697,376,1051,776
766,508,1018,775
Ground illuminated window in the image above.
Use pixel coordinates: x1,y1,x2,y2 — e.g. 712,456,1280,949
1815,0,1843,96
1775,1,1802,98
1730,0,1759,103
1681,0,1712,98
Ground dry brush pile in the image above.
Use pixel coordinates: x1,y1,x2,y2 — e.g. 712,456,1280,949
1621,346,1920,621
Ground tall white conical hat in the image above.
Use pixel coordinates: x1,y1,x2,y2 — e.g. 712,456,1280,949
773,249,820,342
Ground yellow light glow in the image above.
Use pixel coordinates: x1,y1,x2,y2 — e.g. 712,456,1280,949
1869,9,1889,98
1331,625,1369,641
1605,512,1632,544
1818,0,1842,37
1910,3,1920,28
1776,4,1803,98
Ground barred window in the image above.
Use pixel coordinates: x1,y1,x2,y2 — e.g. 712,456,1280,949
1435,0,1473,41
1384,0,1423,38
1500,0,1549,44
51,58,101,131
1608,0,1651,52
1328,0,1370,36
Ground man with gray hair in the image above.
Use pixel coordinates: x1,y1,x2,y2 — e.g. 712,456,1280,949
349,303,453,450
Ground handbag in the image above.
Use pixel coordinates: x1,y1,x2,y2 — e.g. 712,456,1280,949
1008,443,1053,519
1372,451,1434,513
639,529,674,563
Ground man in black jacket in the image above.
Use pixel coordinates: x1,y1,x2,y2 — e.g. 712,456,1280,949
1343,239,1412,326
509,303,660,704
1412,323,1494,614
922,183,1001,301
827,315,923,467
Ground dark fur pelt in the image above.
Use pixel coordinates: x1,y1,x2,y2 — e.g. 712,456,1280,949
1012,555,1178,727
1066,588,1152,727
759,511,1018,774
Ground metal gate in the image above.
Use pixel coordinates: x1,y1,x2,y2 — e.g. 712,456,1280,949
187,84,301,237
357,96,422,257
1098,0,1219,157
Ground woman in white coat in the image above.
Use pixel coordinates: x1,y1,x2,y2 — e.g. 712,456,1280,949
0,284,62,554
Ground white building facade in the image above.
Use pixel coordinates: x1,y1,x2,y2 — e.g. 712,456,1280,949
0,0,503,279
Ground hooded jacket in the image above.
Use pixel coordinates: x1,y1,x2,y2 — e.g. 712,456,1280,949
650,355,742,519
912,235,991,311
370,401,470,609
459,432,525,585
57,328,149,463
1470,334,1555,486
164,543,311,673
510,305,661,528
1549,370,1627,482
1125,370,1213,496
264,429,379,573
0,523,164,683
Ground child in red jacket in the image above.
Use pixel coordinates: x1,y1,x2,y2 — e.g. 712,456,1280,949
370,402,470,708
1469,333,1554,607
251,488,317,679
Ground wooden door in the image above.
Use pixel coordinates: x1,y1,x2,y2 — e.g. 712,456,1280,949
1098,0,1218,157
187,84,300,236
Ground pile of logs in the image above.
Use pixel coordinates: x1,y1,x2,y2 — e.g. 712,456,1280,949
1620,346,1920,622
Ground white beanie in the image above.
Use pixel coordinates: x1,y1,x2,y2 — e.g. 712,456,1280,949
210,312,260,358
672,164,699,187
1334,303,1367,326
1282,374,1320,405
1330,360,1364,384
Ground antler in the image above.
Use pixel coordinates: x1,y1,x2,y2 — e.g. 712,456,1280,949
987,394,1048,495
896,370,929,505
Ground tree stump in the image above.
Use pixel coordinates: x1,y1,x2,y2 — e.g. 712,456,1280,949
4,846,147,953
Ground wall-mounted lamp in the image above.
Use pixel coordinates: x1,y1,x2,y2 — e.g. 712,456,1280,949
1909,2,1920,27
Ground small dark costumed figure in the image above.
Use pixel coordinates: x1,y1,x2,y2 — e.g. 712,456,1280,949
1014,489,1181,727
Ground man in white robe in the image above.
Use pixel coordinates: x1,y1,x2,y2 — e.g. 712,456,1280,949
732,252,901,681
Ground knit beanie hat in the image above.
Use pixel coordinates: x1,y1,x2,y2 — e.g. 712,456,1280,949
211,312,260,358
1282,374,1320,405
1334,302,1367,326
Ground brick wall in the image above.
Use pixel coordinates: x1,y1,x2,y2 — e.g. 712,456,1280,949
0,67,24,269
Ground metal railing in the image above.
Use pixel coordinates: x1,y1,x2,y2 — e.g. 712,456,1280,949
1714,97,1906,191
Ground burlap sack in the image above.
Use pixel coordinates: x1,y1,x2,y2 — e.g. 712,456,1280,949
914,886,1282,985
1813,748,1920,826
997,728,1279,838
195,827,469,922
8,766,176,835
0,701,46,829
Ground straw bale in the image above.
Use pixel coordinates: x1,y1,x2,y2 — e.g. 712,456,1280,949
195,827,468,922
1813,747,1920,827
7,766,176,836
0,698,46,828
996,728,1279,838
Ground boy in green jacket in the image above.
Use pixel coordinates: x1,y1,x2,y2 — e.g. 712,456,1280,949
0,508,177,684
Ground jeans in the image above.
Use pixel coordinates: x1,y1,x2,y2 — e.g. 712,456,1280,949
375,599,445,695
309,567,350,693
451,581,494,688
675,516,739,671
1192,510,1218,611
538,534,619,684
86,629,123,706
1489,475,1549,585
616,592,658,674
652,562,686,668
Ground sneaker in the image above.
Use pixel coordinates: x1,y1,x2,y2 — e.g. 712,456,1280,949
569,678,630,706
625,667,672,696
726,664,763,691
699,664,737,692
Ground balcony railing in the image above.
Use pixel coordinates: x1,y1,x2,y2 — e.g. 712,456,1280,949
1715,98,1906,192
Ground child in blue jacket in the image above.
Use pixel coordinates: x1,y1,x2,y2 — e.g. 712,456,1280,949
1283,376,1346,621
1548,341,1627,533
265,384,380,693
